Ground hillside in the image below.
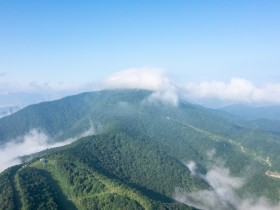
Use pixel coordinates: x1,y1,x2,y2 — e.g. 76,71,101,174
0,132,198,210
1,89,280,209
0,90,151,145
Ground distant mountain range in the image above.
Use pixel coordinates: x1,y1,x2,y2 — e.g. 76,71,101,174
1,89,280,210
220,104,280,121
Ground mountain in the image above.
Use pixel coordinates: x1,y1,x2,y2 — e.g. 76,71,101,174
220,104,280,135
0,133,196,210
0,106,20,119
0,90,152,145
1,89,280,209
220,104,280,121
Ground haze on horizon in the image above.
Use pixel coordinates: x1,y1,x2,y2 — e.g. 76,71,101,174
0,0,280,107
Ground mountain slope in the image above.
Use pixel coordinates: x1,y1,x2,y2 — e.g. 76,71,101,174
1,89,280,209
0,90,151,144
1,131,198,210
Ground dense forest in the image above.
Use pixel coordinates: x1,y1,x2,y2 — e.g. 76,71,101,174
1,89,280,209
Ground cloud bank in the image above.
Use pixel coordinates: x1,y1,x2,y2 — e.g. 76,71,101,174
184,78,280,105
101,69,280,106
175,161,280,210
2,68,280,107
102,67,179,105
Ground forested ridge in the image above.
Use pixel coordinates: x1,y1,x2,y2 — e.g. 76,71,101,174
0,132,196,210
1,89,280,209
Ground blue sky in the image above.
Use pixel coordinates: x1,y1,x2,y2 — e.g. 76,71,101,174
0,1,280,106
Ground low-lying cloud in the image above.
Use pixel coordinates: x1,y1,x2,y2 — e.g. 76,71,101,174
0,129,82,172
175,161,280,210
184,78,280,105
102,67,179,105
0,130,74,172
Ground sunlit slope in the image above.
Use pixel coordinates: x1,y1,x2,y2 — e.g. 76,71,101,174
0,132,198,210
1,89,279,172
1,89,280,207
0,90,151,144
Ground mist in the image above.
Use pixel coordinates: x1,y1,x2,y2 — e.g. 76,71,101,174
0,128,95,173
175,161,280,210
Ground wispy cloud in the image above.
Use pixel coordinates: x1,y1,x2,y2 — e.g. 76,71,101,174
175,161,280,210
0,128,96,172
0,129,74,172
183,78,280,105
185,161,197,176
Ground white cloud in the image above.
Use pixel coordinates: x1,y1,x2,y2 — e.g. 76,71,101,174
176,161,280,210
0,120,99,173
2,69,280,106
147,87,178,106
102,67,179,105
185,161,197,176
183,78,280,104
102,67,169,90
0,129,75,172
